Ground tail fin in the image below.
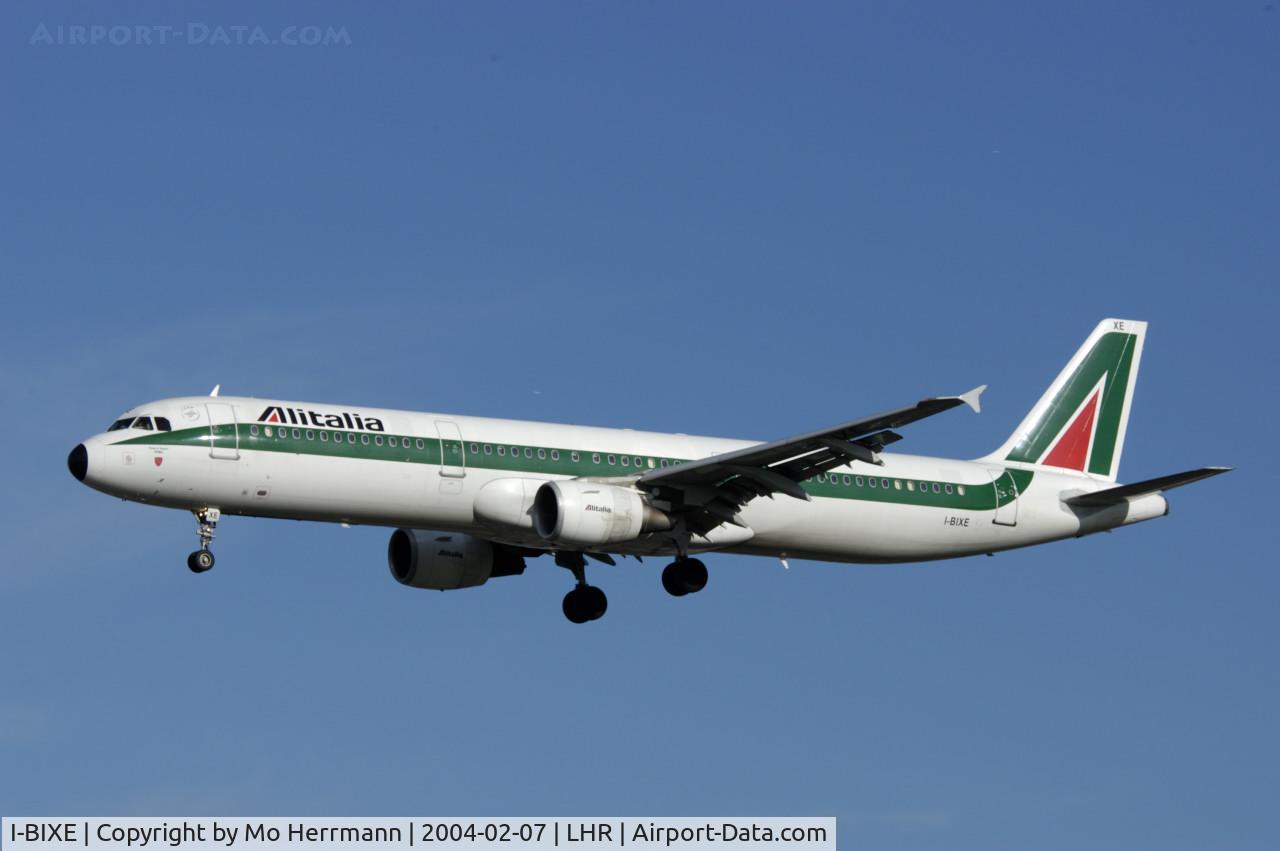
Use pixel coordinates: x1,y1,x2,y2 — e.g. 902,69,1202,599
986,319,1146,482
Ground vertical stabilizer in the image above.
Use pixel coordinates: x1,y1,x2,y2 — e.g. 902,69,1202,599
985,319,1146,482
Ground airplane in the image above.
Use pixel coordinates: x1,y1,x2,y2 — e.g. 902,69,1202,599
67,319,1229,623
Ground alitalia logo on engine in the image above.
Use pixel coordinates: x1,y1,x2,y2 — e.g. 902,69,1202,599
258,406,385,432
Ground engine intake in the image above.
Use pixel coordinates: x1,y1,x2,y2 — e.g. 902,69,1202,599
532,480,671,547
387,529,525,590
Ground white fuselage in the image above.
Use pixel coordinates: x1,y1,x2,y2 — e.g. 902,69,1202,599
74,395,1166,565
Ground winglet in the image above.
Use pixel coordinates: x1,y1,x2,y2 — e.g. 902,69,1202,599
958,384,986,414
209,384,221,397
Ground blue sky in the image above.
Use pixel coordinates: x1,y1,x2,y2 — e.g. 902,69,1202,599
1,2,1276,848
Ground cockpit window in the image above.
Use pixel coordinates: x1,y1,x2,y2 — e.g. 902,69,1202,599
108,418,135,431
133,417,154,431
155,417,172,432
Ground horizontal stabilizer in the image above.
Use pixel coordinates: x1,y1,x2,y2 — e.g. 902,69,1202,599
1064,466,1232,508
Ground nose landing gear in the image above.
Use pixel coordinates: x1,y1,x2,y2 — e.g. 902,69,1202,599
187,507,220,574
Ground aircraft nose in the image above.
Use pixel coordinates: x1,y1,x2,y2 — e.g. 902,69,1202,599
68,443,88,481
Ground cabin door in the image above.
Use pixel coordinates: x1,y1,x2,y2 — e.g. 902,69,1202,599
988,469,1018,526
206,403,240,460
435,420,466,495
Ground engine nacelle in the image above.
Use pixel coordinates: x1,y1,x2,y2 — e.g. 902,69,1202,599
387,529,525,591
532,480,671,547
473,477,544,531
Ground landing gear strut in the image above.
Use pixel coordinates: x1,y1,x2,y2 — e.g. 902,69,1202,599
556,552,608,624
187,507,220,574
662,557,708,597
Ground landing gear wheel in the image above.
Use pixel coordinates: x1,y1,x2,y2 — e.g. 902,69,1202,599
662,563,689,597
562,591,589,624
662,558,708,596
581,585,607,620
681,558,708,593
562,585,608,623
187,549,215,573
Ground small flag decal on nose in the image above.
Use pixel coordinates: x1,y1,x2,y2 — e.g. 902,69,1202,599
154,456,164,467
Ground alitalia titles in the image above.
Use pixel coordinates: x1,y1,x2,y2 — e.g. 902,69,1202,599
258,406,385,432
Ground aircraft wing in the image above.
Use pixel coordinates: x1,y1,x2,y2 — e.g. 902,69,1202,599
1064,466,1232,508
636,385,986,533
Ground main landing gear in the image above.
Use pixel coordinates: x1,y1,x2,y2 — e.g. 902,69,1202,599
187,507,220,574
662,557,708,597
556,552,608,624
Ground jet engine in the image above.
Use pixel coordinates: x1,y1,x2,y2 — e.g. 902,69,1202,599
387,529,526,590
532,481,671,547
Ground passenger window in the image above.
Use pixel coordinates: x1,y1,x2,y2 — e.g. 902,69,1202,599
607,455,616,465
320,431,328,442
524,447,532,458
648,458,655,469
250,425,260,437
551,450,559,461
932,483,941,493
856,476,864,486
375,436,383,446
660,459,668,467
497,445,506,456
484,444,492,455
593,453,601,464
306,430,315,441
134,417,153,430
621,456,630,466
894,480,902,490
880,479,889,489
869,478,877,488
155,417,172,432
945,484,954,494
843,475,851,486
537,448,546,460
470,443,479,455
292,429,301,439
920,481,929,492
957,485,966,496
360,435,369,445
571,451,580,463
906,481,914,491
512,446,520,456
415,439,424,450
347,433,356,444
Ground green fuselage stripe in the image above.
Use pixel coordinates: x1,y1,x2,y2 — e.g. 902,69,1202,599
118,424,1032,511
